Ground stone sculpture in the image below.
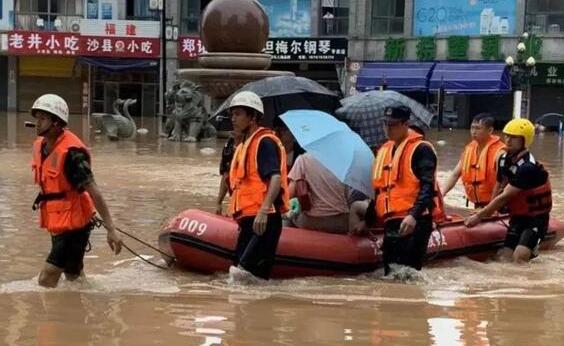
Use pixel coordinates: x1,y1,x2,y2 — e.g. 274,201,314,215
92,98,137,140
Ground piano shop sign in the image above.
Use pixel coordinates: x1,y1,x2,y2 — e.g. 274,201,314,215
265,38,347,62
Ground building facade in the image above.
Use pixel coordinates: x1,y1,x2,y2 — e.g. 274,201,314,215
346,0,564,127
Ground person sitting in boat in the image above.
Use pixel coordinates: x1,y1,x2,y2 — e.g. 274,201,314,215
442,113,506,208
274,118,305,171
350,106,445,275
227,91,290,280
215,130,243,215
465,119,552,262
286,152,350,234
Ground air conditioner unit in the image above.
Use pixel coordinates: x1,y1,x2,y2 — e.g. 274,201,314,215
70,20,81,32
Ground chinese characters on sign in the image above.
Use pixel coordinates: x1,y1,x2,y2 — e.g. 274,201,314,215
178,37,207,59
7,32,80,56
531,63,564,87
385,38,406,62
416,37,436,61
81,36,160,58
178,36,347,62
481,35,501,60
447,35,469,61
7,32,159,58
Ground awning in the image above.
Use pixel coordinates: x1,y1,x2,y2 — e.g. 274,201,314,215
76,57,158,72
356,62,436,92
429,62,511,93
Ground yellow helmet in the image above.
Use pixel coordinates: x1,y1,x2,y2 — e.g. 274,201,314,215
503,118,535,148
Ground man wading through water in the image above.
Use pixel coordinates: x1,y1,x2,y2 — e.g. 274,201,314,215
30,94,123,288
227,91,290,281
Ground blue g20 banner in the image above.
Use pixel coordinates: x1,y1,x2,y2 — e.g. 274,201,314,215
414,0,516,36
259,0,311,37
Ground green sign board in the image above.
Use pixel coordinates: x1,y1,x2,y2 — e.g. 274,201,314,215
531,63,564,87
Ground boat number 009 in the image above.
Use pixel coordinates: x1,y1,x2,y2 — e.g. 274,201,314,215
178,217,207,236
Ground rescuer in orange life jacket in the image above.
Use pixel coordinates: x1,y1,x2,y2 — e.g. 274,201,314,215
442,113,506,208
227,91,290,280
350,106,445,275
30,94,123,288
465,118,552,263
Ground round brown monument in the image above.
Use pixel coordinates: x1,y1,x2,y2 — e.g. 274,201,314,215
201,0,269,53
177,0,294,99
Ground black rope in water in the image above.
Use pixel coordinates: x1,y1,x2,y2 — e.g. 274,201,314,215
92,216,175,269
122,242,170,270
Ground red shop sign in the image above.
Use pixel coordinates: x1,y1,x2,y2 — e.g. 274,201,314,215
177,36,207,60
8,31,81,56
81,36,160,58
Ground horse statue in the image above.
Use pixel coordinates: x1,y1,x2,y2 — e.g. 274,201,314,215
92,98,137,140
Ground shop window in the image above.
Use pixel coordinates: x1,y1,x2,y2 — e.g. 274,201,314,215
126,0,159,21
321,0,349,36
526,0,564,34
180,0,211,34
16,0,81,31
371,0,404,35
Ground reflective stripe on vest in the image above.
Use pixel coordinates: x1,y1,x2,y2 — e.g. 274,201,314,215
228,127,290,220
372,130,445,222
460,136,506,205
31,130,95,234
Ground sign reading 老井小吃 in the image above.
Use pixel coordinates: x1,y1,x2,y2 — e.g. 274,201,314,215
413,0,516,36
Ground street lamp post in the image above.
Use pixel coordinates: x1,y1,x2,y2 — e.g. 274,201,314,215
506,32,536,119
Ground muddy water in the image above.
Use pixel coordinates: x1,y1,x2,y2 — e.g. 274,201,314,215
1,113,564,345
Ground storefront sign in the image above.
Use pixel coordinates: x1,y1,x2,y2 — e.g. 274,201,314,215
178,37,347,62
531,63,564,87
178,36,207,59
265,38,347,61
80,19,160,38
414,0,517,36
81,36,160,58
7,32,81,56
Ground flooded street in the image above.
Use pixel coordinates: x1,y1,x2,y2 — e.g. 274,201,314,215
2,112,564,345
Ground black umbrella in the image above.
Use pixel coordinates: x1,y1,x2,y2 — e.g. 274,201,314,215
213,76,340,128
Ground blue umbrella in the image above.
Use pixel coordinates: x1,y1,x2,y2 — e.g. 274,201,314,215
280,110,375,198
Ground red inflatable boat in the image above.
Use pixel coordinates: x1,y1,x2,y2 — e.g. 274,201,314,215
158,209,564,278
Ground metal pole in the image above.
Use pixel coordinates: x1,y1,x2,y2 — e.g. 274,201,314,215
437,86,444,131
158,0,167,136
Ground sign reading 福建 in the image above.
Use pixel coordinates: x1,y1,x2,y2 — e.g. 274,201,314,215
80,19,160,38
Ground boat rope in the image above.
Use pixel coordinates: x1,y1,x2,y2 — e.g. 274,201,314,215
92,216,174,270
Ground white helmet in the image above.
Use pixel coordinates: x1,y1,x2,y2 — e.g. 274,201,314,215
229,91,264,115
31,94,69,124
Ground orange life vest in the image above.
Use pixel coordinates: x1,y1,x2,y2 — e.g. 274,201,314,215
31,130,95,234
372,130,445,222
500,152,552,217
229,127,290,220
460,136,506,205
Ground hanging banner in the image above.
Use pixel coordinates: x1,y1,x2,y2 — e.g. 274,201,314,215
7,31,81,56
81,36,160,58
258,0,311,37
413,0,517,36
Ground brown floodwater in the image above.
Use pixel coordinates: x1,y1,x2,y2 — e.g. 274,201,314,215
1,112,564,345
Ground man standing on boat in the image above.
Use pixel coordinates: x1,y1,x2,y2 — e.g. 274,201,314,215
30,94,123,288
227,91,290,280
351,106,445,275
442,113,506,208
465,119,552,262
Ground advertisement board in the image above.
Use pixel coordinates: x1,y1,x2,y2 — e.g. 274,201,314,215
413,0,516,36
259,0,311,37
